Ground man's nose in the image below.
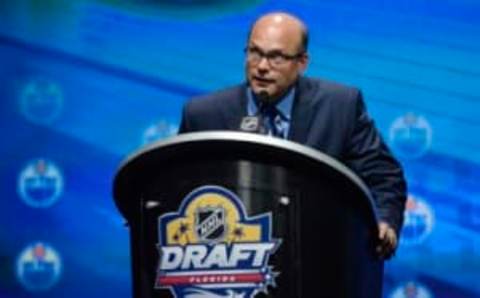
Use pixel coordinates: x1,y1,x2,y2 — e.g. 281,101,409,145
257,56,270,71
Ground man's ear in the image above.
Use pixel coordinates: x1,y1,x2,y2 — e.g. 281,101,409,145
298,53,309,73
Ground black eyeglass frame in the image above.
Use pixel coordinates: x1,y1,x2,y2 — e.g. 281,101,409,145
244,46,306,66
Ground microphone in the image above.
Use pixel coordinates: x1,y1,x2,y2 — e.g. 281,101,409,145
239,115,262,133
239,91,269,133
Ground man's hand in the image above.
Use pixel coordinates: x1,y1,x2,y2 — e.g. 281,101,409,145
376,222,398,259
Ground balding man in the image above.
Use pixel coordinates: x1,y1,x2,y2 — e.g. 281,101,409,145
178,12,406,259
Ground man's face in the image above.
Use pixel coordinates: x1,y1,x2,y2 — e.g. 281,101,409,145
245,20,308,102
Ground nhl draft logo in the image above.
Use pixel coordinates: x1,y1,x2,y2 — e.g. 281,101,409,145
155,185,281,298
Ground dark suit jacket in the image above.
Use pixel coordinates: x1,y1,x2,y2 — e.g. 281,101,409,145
178,76,407,233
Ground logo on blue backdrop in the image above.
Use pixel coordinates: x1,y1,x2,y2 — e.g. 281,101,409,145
20,79,63,125
18,159,64,208
389,113,432,159
16,242,62,291
390,281,433,298
155,185,281,298
400,195,435,246
142,120,178,145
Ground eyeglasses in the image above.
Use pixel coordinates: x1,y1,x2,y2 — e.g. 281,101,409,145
245,46,304,67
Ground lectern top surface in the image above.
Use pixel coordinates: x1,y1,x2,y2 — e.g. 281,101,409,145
128,132,368,188
113,131,377,223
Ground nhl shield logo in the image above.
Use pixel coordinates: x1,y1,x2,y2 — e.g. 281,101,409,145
195,206,227,244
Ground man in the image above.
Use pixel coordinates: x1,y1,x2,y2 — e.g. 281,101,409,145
178,12,406,259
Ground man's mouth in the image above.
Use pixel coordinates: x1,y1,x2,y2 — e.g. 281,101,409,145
253,76,275,84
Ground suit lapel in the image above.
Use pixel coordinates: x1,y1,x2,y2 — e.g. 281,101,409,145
223,84,248,130
289,77,317,144
219,80,318,138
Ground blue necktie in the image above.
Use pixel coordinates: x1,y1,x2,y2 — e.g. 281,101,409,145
262,106,286,138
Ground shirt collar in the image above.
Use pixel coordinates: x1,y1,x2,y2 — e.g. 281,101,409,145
246,87,295,121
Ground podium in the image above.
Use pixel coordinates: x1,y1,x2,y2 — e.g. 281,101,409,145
113,131,383,298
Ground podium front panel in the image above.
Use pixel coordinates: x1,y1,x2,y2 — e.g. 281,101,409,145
113,133,383,298
126,158,381,298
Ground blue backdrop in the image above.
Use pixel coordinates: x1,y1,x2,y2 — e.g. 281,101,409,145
1,0,479,297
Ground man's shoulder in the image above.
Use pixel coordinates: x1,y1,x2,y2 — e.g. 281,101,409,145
179,84,246,132
300,76,359,94
187,84,245,108
299,76,361,105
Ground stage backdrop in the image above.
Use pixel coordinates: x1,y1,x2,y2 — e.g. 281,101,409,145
1,1,479,297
